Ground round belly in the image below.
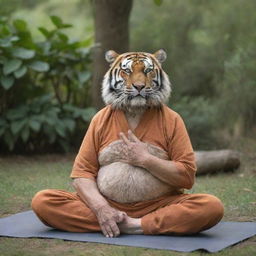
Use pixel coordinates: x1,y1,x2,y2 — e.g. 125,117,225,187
97,162,172,203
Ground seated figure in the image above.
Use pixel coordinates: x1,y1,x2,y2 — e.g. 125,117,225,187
32,49,224,237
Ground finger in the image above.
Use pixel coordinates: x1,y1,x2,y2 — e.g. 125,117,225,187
128,130,140,142
119,132,130,145
109,221,120,237
103,224,114,238
100,224,109,237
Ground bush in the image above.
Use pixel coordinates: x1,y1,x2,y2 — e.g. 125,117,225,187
170,97,219,150
0,16,95,153
217,47,256,137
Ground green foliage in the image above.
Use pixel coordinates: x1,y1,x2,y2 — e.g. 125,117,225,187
0,15,94,153
0,95,96,152
131,0,256,148
171,97,218,149
218,46,256,132
153,0,163,6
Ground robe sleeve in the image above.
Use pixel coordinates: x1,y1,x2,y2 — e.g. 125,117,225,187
168,114,197,189
70,116,100,181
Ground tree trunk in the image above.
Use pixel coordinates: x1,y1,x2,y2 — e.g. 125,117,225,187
195,150,241,175
92,0,133,110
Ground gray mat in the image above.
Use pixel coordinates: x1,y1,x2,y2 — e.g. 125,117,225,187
0,211,255,253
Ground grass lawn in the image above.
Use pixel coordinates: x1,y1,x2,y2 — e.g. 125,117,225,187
0,138,255,256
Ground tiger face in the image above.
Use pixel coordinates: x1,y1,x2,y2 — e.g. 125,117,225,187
102,49,171,111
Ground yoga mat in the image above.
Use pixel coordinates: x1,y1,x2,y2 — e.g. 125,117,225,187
0,211,255,253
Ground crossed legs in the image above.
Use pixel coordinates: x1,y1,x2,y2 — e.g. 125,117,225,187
31,189,224,235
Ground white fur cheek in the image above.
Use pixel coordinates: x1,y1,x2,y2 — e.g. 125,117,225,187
97,162,172,203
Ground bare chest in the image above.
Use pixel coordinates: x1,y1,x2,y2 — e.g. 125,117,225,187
125,111,144,131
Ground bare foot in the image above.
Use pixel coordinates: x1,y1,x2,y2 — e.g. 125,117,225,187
118,215,143,234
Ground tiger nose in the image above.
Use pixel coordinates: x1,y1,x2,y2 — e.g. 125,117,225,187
132,84,145,92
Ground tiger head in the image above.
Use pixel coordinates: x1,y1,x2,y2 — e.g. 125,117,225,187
102,49,171,111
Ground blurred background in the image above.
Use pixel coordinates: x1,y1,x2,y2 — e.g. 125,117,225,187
0,0,255,154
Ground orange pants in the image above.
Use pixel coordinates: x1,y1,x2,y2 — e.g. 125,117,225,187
31,190,224,235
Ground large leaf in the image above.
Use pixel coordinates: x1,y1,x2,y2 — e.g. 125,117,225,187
3,59,22,75
63,104,77,112
0,118,7,127
6,106,28,120
0,118,7,137
50,15,62,28
0,16,8,24
14,66,27,79
0,38,11,47
79,37,93,48
4,131,16,151
0,75,14,90
32,94,52,106
29,61,49,72
43,125,56,143
21,125,30,142
12,47,35,59
0,126,5,137
50,15,72,29
10,35,20,42
29,119,41,132
39,41,51,55
0,36,19,47
55,123,66,137
81,107,97,121
10,119,27,134
57,32,68,42
1,25,11,36
38,27,55,39
0,56,7,64
78,71,91,84
154,0,163,6
13,19,27,31
63,118,76,132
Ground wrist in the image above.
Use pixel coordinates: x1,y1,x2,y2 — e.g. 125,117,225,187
141,153,155,169
91,201,109,213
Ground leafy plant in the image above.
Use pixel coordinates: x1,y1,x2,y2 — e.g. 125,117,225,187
171,97,219,149
0,16,95,153
0,95,96,152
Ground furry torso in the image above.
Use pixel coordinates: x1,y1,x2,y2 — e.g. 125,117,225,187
97,140,179,203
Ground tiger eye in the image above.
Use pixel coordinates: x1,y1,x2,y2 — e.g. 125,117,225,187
145,68,153,74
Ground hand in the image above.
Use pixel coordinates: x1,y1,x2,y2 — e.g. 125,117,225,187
119,130,151,168
95,204,127,238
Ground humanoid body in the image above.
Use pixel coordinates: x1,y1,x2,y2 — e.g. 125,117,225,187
32,50,224,238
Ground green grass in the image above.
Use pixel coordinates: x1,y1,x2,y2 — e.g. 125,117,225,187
0,140,256,255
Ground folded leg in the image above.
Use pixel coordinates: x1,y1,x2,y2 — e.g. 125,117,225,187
141,193,224,235
31,189,101,232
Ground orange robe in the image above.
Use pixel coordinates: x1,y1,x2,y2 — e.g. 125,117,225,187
32,104,224,234
71,104,196,187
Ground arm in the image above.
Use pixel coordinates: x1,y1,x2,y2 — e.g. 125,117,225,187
70,114,126,238
72,178,109,212
143,155,194,189
120,115,196,190
72,178,127,237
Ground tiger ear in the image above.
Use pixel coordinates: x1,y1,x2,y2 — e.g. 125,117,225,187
153,49,167,63
105,50,119,64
